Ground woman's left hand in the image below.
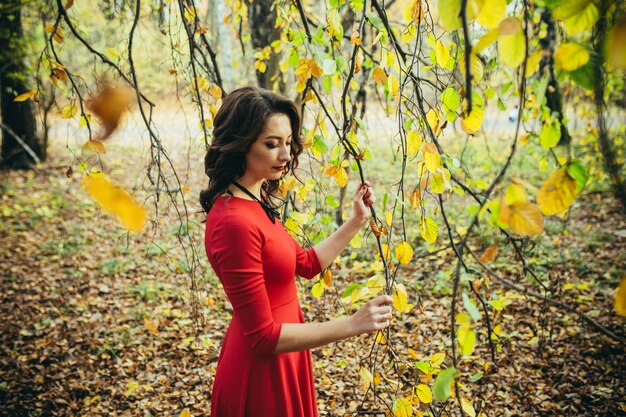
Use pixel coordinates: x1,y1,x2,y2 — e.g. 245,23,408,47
353,182,375,224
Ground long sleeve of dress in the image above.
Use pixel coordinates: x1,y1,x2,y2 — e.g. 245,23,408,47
293,237,322,279
210,215,282,355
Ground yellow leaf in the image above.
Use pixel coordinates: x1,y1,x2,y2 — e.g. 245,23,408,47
324,165,339,177
435,40,450,67
431,172,445,194
414,384,433,403
439,0,462,31
499,200,544,236
144,317,159,335
367,275,386,296
430,352,446,366
607,17,626,69
476,0,505,29
498,18,526,68
179,408,192,417
82,173,147,233
504,183,527,205
420,217,438,244
386,210,393,227
553,0,599,35
395,241,414,265
208,84,223,98
359,367,374,390
82,140,106,154
333,167,348,188
61,104,77,119
14,90,38,102
378,243,392,262
124,381,139,397
322,269,333,287
104,47,121,60
388,74,400,96
422,142,440,173
393,283,408,312
460,398,476,417
473,28,499,54
183,6,197,22
373,67,387,86
458,325,476,355
461,104,484,134
375,330,387,345
525,49,543,77
403,0,425,25
537,169,578,215
406,130,423,157
426,109,440,136
615,277,626,316
478,243,498,263
409,189,421,209
394,398,413,417
555,42,589,71
311,282,324,297
459,52,484,84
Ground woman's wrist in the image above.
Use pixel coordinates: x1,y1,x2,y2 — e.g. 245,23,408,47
348,212,369,228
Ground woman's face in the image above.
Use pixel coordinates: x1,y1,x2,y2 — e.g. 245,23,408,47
244,113,293,183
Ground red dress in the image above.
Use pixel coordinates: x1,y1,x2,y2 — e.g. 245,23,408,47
205,195,322,417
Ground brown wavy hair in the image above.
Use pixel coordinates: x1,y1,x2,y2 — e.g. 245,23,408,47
199,86,303,213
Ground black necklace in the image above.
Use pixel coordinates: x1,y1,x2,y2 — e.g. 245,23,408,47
231,181,280,223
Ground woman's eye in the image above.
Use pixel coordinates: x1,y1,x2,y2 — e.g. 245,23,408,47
266,143,278,149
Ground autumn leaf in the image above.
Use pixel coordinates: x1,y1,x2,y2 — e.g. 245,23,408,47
537,169,579,215
498,18,525,68
478,243,498,263
616,277,626,316
87,86,132,140
404,0,425,25
420,217,438,244
367,275,386,296
372,67,387,86
311,282,324,297
179,408,192,417
14,90,38,102
423,142,440,173
395,241,414,265
82,172,147,233
393,398,413,417
82,140,106,154
414,384,433,403
322,269,333,287
393,283,408,312
409,189,421,209
555,42,590,71
499,200,544,235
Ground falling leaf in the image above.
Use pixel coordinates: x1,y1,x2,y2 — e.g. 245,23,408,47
395,241,414,265
82,172,147,233
537,169,579,215
87,86,132,140
478,243,498,263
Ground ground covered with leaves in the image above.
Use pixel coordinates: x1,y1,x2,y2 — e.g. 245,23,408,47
1,152,625,417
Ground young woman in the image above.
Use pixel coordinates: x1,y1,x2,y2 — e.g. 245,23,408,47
200,86,393,417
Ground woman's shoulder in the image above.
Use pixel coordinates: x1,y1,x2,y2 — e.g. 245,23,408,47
208,196,261,230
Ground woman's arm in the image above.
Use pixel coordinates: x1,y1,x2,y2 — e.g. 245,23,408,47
274,294,393,353
313,183,375,270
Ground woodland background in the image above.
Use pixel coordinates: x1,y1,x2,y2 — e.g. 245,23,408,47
1,0,626,416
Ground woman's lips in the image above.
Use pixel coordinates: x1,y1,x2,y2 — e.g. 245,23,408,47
273,166,286,171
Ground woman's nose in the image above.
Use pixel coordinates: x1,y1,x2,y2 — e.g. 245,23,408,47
279,145,292,161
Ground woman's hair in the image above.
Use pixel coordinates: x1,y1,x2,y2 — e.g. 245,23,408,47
199,86,303,213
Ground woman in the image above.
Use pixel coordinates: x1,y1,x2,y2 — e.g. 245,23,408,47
200,86,393,417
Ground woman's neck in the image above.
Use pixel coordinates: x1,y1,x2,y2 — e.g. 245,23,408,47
228,177,264,200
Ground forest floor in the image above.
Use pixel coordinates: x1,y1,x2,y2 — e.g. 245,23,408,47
1,148,625,417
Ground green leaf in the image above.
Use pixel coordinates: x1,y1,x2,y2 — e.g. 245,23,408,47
442,87,461,119
462,293,482,321
539,122,561,149
322,75,333,93
433,367,457,401
567,161,588,192
313,135,328,154
439,0,462,31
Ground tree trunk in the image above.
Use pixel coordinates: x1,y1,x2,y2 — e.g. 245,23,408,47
247,0,284,92
0,0,43,169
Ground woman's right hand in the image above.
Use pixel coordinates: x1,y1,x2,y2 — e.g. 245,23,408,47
349,294,394,335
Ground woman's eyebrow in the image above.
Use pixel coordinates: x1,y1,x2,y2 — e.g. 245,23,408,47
263,134,293,140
